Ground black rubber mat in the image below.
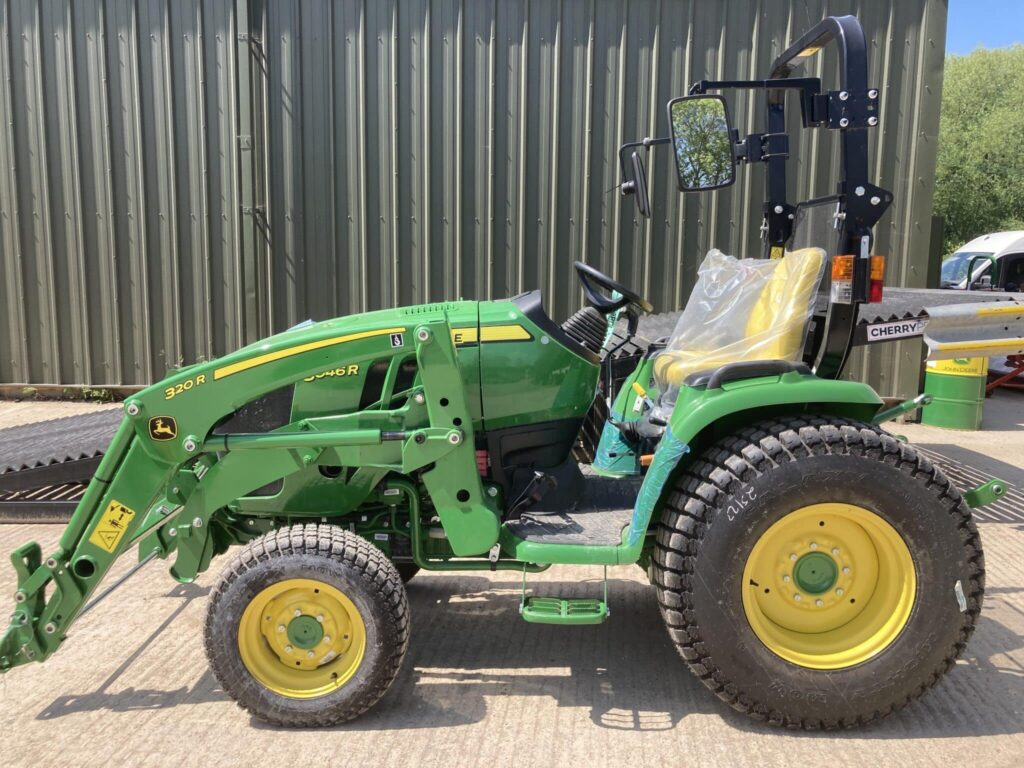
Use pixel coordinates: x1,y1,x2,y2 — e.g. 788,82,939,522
0,409,123,475
505,471,642,546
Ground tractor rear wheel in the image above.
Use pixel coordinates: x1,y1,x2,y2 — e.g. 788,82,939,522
652,416,984,728
204,523,409,726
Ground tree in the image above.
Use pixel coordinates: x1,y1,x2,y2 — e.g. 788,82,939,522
670,98,734,189
935,46,1024,253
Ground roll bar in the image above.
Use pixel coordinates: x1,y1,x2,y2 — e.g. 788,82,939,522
620,15,893,378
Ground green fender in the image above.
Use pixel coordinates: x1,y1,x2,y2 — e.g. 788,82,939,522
501,369,883,566
623,370,883,551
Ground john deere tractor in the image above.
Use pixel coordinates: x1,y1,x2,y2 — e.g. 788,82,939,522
0,16,986,729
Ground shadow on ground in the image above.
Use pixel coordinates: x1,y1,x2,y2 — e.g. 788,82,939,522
36,583,222,719
37,568,1021,739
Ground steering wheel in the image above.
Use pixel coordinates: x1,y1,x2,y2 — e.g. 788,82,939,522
574,261,653,315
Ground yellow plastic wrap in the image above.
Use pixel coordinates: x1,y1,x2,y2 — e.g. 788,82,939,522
654,247,826,397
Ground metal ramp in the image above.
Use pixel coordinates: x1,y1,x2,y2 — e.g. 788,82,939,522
0,409,122,522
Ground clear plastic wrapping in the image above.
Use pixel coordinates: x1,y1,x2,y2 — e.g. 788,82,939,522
653,247,826,403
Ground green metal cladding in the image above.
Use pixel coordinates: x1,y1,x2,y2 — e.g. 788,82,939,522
0,0,947,397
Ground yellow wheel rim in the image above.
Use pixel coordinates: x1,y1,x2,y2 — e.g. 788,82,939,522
237,578,366,698
741,503,916,670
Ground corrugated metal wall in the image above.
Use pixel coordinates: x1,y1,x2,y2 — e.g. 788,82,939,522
0,0,947,393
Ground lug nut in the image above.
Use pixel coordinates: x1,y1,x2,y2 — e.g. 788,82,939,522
323,636,331,644
793,594,802,602
783,575,791,582
294,609,302,618
789,553,798,561
285,645,293,653
815,599,824,607
836,588,845,596
277,625,286,633
809,542,818,550
307,650,315,659
316,614,324,623
842,567,851,575
831,547,840,555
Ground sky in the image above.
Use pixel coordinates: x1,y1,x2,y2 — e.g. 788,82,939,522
946,0,1024,55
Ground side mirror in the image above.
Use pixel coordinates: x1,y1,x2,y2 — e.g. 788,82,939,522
971,275,993,291
667,95,736,191
631,151,652,218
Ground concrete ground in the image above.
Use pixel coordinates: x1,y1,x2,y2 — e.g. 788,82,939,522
0,395,1022,767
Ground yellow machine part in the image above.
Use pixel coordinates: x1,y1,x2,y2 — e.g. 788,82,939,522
741,503,916,670
238,578,367,698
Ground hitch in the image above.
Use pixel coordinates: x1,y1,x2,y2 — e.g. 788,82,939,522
963,478,1008,510
872,393,932,425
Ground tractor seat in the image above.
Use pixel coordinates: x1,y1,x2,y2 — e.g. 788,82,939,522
654,247,827,390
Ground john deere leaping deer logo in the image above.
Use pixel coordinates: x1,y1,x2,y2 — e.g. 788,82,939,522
148,416,178,441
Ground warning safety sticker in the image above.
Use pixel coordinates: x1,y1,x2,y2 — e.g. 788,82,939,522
88,499,137,553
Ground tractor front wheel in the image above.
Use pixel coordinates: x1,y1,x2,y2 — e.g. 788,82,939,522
652,417,984,728
204,523,409,726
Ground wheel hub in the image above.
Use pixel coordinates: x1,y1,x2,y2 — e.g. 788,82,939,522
287,615,324,649
238,578,367,698
793,552,838,594
741,503,916,670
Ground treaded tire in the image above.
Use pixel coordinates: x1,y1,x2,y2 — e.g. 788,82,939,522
204,523,409,726
652,416,985,729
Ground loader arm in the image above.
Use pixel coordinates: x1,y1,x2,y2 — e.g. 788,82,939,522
1,316,495,672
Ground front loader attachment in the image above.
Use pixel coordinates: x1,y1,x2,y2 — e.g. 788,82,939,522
1,312,502,673
0,417,177,670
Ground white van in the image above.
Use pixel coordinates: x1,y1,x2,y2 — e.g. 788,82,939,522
941,231,1024,291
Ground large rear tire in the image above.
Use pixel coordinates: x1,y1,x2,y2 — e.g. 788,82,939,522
204,523,409,726
652,416,984,728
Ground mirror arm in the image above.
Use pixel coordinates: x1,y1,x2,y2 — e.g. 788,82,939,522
616,137,671,195
734,132,789,164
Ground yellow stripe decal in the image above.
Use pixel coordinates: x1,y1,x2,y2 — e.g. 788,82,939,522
451,324,533,346
480,324,532,342
214,327,406,380
451,327,479,345
976,304,1024,317
936,339,1024,352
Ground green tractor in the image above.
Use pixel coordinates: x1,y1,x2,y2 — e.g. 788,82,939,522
0,16,985,729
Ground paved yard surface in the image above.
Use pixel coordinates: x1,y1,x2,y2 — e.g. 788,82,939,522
0,396,1022,767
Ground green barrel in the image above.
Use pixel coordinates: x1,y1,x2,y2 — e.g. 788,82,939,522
921,357,988,430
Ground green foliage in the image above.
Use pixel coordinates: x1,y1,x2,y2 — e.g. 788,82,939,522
935,46,1024,252
670,98,734,189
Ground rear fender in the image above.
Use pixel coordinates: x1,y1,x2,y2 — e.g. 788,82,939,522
624,370,882,549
